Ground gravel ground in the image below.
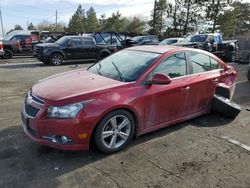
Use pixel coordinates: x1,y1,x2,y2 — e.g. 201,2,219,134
0,57,249,188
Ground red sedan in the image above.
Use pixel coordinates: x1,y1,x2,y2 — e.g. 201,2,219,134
21,45,237,153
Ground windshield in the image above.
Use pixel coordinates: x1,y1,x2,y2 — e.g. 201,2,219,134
185,35,208,43
88,50,160,82
160,39,178,45
132,36,144,43
55,36,70,45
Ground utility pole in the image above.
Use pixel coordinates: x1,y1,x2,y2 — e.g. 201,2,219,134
0,6,4,37
152,0,157,34
27,21,29,30
55,10,57,27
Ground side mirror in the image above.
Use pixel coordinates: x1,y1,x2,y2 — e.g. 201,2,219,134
146,73,172,85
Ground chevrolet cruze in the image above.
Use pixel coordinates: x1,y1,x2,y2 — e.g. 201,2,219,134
21,45,237,153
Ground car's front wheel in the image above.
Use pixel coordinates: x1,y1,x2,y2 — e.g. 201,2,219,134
3,49,13,59
50,53,63,66
94,110,135,153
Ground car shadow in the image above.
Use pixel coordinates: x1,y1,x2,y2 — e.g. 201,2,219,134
0,63,47,69
0,110,235,187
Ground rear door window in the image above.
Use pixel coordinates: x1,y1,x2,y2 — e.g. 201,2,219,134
190,52,222,73
153,52,187,78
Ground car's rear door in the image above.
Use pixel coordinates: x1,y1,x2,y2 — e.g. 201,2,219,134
185,51,222,114
82,37,98,60
143,52,192,131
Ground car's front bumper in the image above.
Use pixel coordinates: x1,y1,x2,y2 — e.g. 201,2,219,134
21,96,94,151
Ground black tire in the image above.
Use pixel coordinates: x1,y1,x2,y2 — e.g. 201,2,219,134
212,94,241,118
248,69,250,82
3,49,13,59
49,53,63,66
94,109,135,153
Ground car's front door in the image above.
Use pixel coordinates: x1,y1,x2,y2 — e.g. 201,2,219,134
64,37,84,59
143,52,191,131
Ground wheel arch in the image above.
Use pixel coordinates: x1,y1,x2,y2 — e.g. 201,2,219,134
89,106,140,148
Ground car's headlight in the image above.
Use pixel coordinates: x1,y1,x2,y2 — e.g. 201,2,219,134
47,100,93,119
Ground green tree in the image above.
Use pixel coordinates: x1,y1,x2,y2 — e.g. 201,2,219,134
99,14,106,31
14,24,23,30
85,7,99,32
205,0,234,32
103,11,127,32
149,0,168,36
217,1,250,37
68,4,86,32
126,17,145,34
28,22,36,30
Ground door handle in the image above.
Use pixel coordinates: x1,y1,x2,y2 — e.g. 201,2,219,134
181,86,190,91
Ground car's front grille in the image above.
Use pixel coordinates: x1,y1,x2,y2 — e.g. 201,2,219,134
21,112,36,137
23,92,42,118
24,102,40,118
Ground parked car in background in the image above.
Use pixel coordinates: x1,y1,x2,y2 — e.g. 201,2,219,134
132,35,159,45
0,38,4,58
174,33,238,62
21,45,237,153
248,62,250,81
34,35,117,65
159,38,184,45
2,30,40,59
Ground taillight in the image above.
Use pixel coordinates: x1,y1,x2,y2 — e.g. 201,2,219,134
0,43,3,49
16,41,21,48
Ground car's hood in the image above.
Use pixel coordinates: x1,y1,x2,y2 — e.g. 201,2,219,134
32,70,129,105
35,43,59,48
173,42,204,47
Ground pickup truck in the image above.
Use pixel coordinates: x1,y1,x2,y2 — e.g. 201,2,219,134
174,33,238,62
34,36,117,65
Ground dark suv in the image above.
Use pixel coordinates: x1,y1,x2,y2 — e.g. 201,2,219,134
34,36,116,65
132,35,159,45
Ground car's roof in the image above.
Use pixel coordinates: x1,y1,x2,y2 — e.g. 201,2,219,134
127,45,188,54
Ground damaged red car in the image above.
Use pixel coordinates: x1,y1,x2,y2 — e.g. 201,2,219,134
21,45,237,153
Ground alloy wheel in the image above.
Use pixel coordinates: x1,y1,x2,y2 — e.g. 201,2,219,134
101,115,131,149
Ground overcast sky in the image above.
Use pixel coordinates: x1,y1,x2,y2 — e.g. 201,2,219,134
0,0,249,35
0,0,155,35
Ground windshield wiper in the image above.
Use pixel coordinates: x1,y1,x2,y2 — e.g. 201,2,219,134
111,61,125,82
96,62,102,75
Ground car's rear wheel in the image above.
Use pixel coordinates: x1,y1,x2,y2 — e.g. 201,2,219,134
212,94,241,118
3,49,13,59
50,53,63,66
94,110,135,153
